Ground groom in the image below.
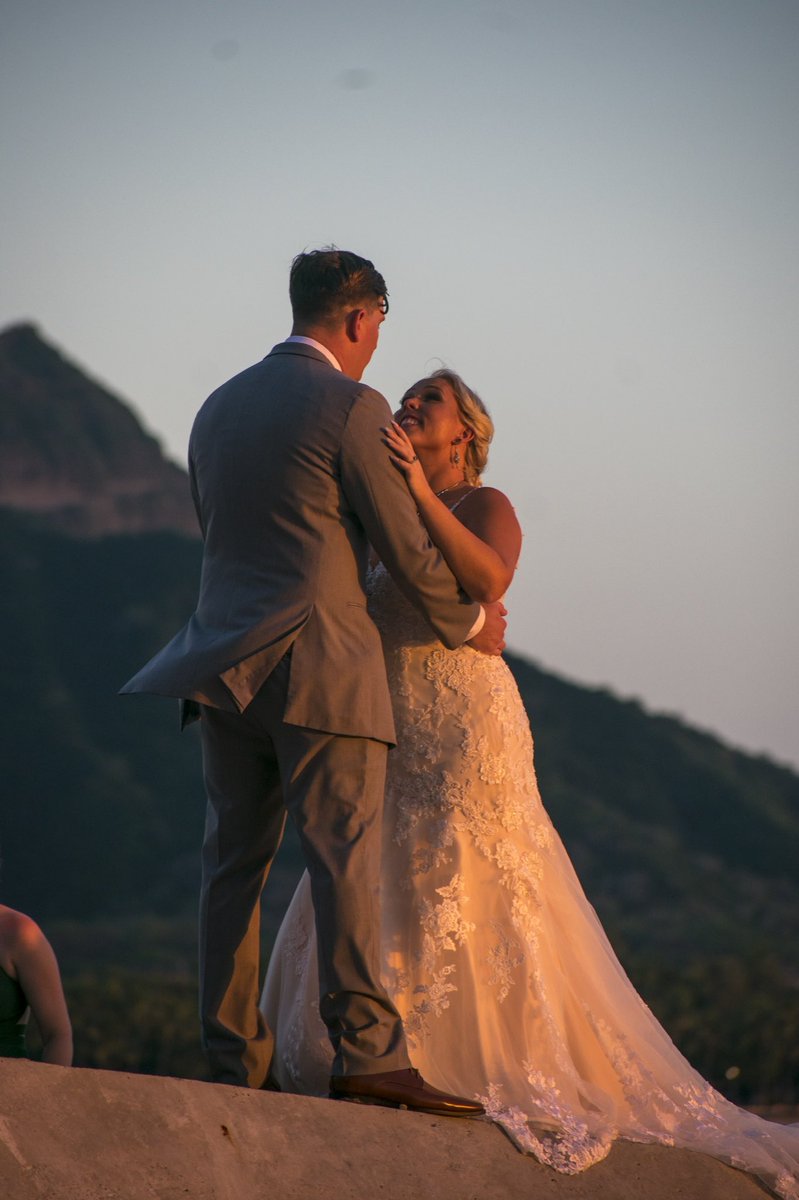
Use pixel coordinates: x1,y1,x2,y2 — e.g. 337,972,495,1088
122,248,504,1113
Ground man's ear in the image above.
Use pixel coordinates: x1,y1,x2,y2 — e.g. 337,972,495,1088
344,308,365,343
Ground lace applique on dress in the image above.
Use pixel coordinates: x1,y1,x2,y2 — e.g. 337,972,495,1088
486,920,525,1002
419,874,476,964
479,1080,614,1173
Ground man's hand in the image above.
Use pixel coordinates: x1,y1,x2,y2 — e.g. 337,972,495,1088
467,600,507,656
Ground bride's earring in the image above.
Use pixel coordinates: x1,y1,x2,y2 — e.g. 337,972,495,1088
451,436,462,467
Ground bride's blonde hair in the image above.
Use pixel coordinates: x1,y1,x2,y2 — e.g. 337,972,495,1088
429,369,494,485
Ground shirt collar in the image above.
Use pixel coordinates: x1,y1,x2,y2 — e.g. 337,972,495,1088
284,335,341,372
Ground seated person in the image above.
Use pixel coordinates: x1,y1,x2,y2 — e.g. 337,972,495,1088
0,903,72,1065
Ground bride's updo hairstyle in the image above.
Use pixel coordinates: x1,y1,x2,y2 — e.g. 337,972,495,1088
430,369,494,486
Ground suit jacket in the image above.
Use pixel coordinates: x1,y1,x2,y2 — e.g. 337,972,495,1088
120,341,480,744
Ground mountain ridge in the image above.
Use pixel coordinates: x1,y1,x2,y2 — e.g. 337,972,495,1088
0,322,198,537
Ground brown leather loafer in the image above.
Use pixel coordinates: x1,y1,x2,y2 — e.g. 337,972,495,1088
329,1068,484,1117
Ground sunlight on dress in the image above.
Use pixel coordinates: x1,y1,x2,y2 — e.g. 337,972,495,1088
262,564,799,1199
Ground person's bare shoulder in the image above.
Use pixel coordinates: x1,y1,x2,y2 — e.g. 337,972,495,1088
0,906,47,949
457,486,523,573
0,906,44,972
461,486,516,515
458,486,521,536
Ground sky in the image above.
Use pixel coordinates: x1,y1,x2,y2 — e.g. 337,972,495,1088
2,0,797,768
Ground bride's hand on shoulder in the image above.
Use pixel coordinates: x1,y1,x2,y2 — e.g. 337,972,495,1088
381,421,431,503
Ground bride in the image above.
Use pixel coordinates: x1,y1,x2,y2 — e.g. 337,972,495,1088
261,369,799,1198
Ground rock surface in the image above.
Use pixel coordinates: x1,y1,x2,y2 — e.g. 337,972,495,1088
0,323,198,538
0,1059,771,1199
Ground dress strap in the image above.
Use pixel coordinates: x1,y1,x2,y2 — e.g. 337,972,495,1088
448,489,476,514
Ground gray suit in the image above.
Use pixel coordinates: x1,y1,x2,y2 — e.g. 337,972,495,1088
122,341,480,1086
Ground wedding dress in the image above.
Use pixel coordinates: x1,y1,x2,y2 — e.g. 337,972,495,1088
261,563,799,1199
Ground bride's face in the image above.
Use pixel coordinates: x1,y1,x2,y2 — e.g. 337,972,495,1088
395,378,469,453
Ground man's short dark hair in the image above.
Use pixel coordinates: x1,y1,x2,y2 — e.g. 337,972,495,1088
289,247,388,326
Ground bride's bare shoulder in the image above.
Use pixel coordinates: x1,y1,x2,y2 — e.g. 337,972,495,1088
458,486,522,568
460,486,519,526
467,485,515,509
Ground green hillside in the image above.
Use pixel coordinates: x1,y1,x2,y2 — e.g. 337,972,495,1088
511,656,799,963
0,511,205,919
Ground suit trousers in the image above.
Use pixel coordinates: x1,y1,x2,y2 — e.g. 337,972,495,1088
198,653,411,1087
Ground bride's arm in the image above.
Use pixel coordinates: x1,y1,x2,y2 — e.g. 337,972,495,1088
415,485,520,603
382,422,521,604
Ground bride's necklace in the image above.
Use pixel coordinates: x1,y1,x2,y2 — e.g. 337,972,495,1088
435,481,469,499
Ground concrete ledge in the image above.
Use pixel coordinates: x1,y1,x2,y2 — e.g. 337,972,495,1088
0,1059,770,1198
